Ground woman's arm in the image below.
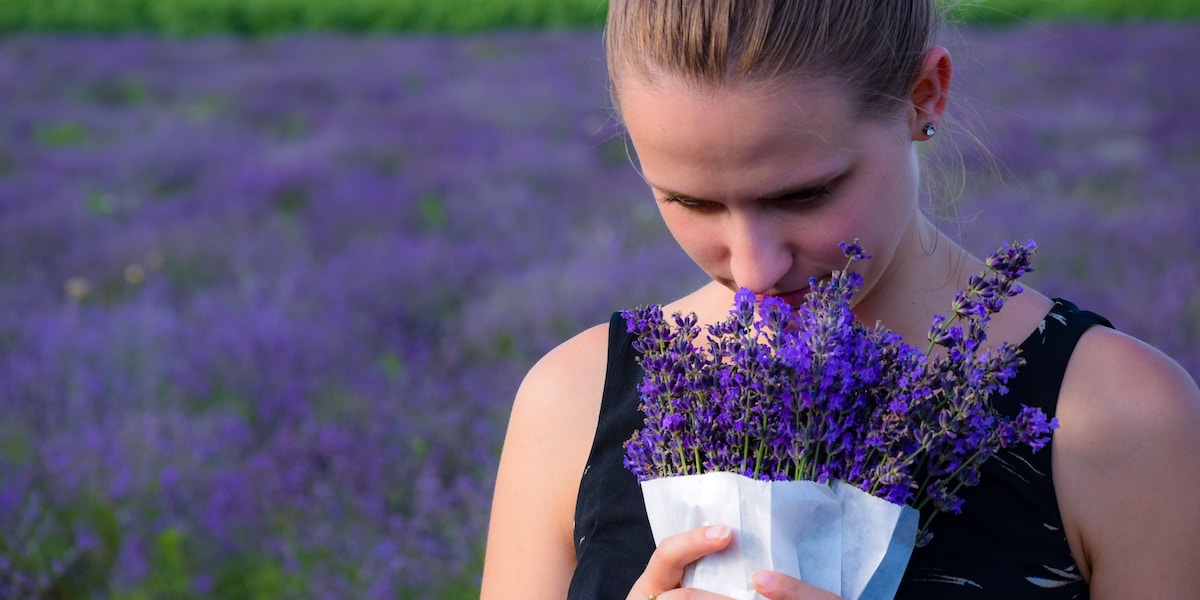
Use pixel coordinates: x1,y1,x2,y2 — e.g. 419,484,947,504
481,324,611,599
1055,326,1200,598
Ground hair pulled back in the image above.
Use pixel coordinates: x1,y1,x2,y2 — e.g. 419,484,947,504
605,0,941,118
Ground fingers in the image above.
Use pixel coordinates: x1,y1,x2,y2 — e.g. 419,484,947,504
752,571,842,600
626,529,843,600
626,525,733,599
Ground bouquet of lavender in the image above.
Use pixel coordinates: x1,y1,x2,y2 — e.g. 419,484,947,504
622,240,1057,599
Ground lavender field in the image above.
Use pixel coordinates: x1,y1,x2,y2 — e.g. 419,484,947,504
1,23,1197,598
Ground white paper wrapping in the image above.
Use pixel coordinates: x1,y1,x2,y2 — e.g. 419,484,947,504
640,472,918,600
832,480,919,600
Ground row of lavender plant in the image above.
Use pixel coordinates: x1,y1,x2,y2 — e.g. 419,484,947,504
0,23,1196,598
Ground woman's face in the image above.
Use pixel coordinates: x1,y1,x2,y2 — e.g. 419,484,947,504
618,76,927,308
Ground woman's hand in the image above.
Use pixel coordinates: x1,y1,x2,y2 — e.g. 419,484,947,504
750,571,841,600
626,525,842,600
626,525,733,600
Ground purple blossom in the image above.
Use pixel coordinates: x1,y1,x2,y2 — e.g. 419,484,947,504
625,240,1055,545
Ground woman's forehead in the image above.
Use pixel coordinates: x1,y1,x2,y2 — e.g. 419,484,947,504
617,77,868,201
617,74,858,138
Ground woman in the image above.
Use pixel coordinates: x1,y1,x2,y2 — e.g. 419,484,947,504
481,1,1200,598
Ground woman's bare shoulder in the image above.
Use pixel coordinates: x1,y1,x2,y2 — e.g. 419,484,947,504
481,320,614,598
516,322,613,407
503,320,614,508
1058,325,1200,441
1053,325,1200,593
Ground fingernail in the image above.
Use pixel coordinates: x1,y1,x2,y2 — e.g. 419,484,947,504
752,571,777,589
705,525,730,541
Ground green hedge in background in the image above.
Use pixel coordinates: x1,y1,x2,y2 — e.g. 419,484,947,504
1,0,1198,35
964,0,1200,23
0,0,609,35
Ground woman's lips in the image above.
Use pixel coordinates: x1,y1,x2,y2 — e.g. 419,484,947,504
762,288,810,308
761,275,834,308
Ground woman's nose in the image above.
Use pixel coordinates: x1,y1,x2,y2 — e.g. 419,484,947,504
726,215,791,294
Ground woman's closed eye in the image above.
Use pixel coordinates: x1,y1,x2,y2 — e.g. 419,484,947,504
659,193,723,212
762,185,833,208
658,184,833,213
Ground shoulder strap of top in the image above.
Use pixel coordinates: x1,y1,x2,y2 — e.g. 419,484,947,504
600,311,643,423
567,313,656,599
1013,298,1114,413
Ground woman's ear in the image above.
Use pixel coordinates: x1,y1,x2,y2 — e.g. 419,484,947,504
909,46,952,140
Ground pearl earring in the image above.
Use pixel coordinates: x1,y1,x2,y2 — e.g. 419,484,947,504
922,122,937,137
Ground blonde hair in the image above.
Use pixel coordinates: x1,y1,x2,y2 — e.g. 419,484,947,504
605,0,942,119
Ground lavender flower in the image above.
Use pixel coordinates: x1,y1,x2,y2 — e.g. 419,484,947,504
624,240,1055,545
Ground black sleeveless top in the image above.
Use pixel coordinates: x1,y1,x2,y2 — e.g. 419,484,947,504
568,299,1111,599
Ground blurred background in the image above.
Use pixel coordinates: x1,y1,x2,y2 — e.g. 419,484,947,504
1,1,1197,598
